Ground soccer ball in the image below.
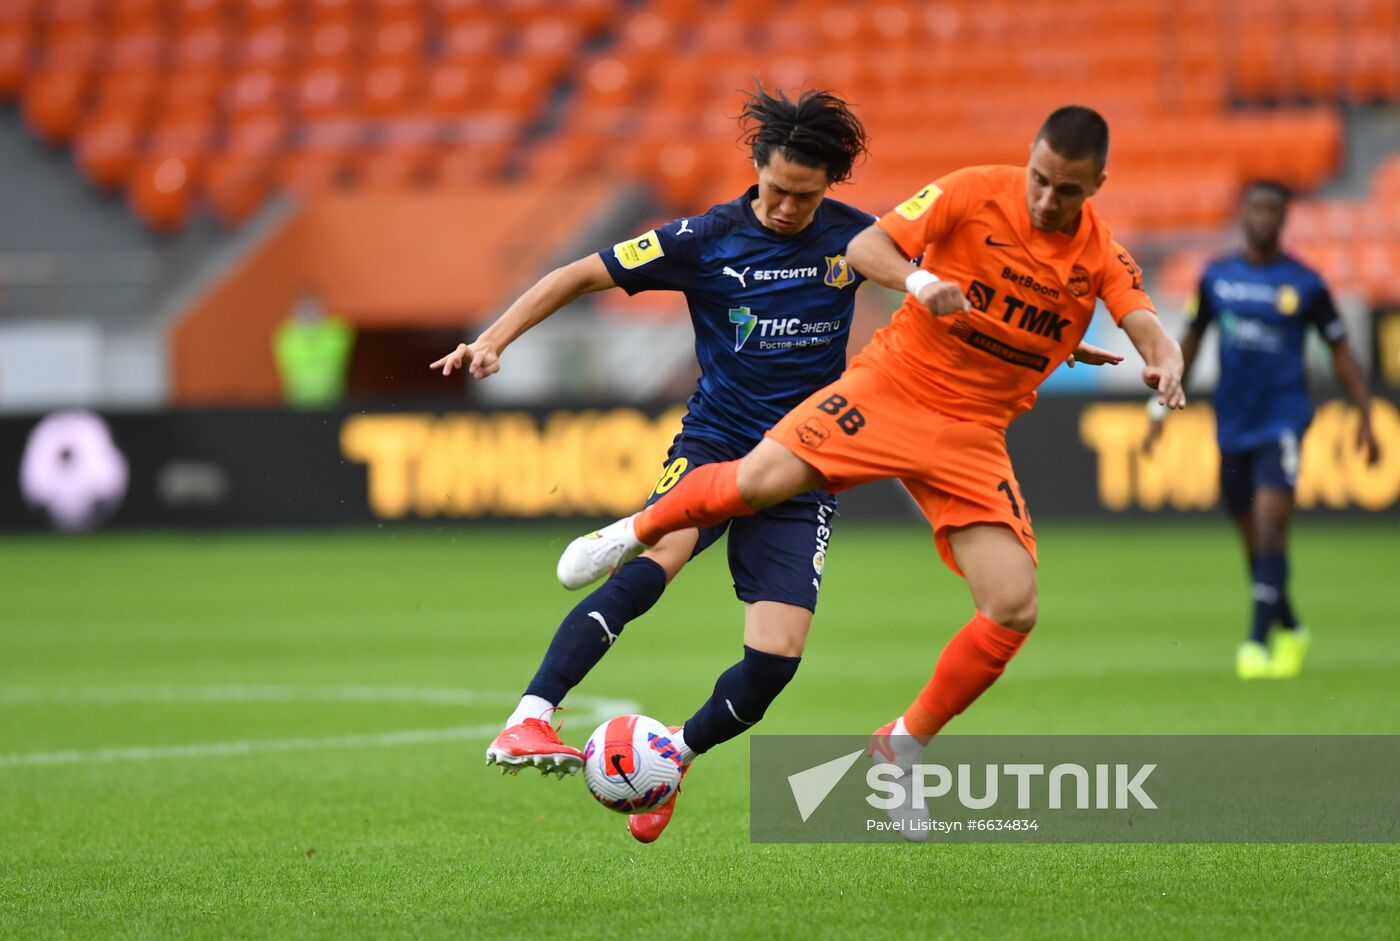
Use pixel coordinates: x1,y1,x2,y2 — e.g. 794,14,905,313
582,715,685,814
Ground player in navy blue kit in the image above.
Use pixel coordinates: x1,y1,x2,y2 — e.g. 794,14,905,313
430,86,874,841
1145,181,1378,680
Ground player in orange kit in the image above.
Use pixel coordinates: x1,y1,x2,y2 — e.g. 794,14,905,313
557,106,1186,837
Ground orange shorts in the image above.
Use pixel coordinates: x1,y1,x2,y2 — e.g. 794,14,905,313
766,360,1037,577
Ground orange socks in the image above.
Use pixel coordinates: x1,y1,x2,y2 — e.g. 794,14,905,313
635,460,756,546
902,612,1029,740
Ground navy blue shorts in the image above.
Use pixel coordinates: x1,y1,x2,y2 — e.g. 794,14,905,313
1219,430,1302,517
644,433,837,612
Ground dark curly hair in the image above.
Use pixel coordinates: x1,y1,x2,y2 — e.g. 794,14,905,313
739,83,869,186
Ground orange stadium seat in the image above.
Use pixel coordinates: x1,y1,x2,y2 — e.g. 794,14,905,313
277,148,347,194
43,22,102,72
308,0,355,24
362,62,418,113
430,144,512,188
146,110,216,174
241,0,292,29
93,67,159,119
356,145,431,190
223,109,286,157
439,18,502,61
44,0,100,24
75,108,142,190
173,23,229,70
111,0,165,27
106,24,164,72
0,23,30,101
486,60,551,114
22,68,89,144
277,115,361,193
295,63,355,116
307,20,358,66
160,66,223,117
372,0,422,18
424,61,474,114
239,22,296,68
225,66,284,116
203,151,272,224
175,0,226,28
518,15,582,66
368,16,425,66
127,155,194,231
521,134,604,183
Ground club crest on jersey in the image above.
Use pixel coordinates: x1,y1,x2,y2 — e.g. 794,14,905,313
729,306,758,352
966,279,996,312
796,418,831,448
1069,264,1091,298
613,230,664,269
824,255,854,289
1276,284,1300,316
895,183,941,220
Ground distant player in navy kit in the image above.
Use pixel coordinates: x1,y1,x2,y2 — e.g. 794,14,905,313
1145,181,1378,680
430,86,874,841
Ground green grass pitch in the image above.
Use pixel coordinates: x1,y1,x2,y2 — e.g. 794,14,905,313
1,522,1397,939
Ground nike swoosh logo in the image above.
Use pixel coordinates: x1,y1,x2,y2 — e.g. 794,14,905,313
985,235,1015,248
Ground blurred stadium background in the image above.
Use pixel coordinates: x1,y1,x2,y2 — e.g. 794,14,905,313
0,0,1396,526
1,1,1398,938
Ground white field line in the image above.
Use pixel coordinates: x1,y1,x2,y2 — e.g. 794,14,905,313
0,686,639,769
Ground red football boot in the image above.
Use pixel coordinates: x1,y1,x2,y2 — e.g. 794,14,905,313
628,726,690,843
485,717,583,778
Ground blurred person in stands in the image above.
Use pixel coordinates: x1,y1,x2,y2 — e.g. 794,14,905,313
274,288,355,408
1145,181,1378,680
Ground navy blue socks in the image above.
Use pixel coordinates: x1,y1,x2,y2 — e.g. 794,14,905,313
683,645,801,754
524,557,668,705
1249,551,1288,644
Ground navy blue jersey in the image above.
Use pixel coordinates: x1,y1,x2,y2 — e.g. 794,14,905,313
1190,253,1346,452
599,186,874,451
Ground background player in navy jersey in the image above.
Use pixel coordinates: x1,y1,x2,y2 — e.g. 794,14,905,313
430,85,875,841
1145,181,1378,680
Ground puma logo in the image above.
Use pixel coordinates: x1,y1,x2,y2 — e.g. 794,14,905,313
723,265,750,288
588,611,618,646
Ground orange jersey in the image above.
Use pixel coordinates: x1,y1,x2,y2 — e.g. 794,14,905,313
867,165,1154,427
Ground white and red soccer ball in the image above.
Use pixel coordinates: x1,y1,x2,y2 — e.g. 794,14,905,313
582,715,685,814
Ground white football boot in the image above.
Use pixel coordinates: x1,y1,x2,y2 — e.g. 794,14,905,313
869,718,931,842
556,514,645,590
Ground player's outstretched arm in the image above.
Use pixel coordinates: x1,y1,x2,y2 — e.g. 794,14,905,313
1329,340,1380,465
1065,341,1124,368
1143,328,1202,454
1121,309,1186,410
430,254,616,379
845,224,969,316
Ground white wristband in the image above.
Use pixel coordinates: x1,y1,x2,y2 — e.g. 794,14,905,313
1146,397,1168,420
905,269,939,297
